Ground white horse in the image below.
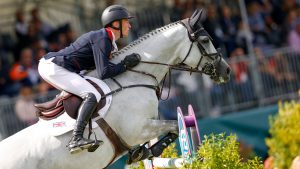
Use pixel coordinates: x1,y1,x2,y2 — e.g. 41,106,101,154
0,10,230,169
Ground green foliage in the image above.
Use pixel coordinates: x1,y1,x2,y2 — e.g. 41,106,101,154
130,134,263,169
129,160,144,169
129,143,179,169
160,143,179,158
182,133,263,169
266,101,300,169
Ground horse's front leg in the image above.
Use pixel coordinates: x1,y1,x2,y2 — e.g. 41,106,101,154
140,119,178,140
127,119,178,164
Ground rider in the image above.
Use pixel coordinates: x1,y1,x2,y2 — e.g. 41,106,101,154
38,5,140,154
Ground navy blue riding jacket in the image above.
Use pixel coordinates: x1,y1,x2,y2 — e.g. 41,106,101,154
44,28,126,79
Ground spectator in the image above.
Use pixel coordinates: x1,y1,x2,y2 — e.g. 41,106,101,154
46,36,60,52
33,47,46,66
0,51,19,97
247,2,268,45
15,9,28,57
30,8,53,39
9,48,40,87
272,51,297,92
282,9,298,37
15,86,38,126
229,48,254,103
203,4,224,48
26,23,42,47
264,14,281,46
271,0,299,26
181,0,196,19
236,21,253,53
63,24,76,45
15,9,27,39
291,156,300,169
287,19,300,53
254,47,278,96
169,0,184,22
37,80,53,95
219,5,239,55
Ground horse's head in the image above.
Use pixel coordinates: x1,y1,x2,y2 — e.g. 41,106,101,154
179,9,231,84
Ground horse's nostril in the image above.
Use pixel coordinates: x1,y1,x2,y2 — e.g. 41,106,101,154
226,67,231,74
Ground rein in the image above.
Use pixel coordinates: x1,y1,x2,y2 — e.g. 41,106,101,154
100,18,222,101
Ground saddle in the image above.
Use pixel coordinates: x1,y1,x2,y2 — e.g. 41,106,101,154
35,78,130,167
35,79,105,120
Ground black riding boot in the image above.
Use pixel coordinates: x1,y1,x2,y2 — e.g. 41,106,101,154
67,93,103,154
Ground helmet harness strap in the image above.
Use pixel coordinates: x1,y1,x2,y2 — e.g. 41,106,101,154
109,20,123,38
119,20,123,38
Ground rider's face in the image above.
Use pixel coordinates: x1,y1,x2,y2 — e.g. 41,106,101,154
121,19,131,37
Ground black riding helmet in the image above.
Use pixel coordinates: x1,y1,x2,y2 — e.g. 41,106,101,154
101,5,134,38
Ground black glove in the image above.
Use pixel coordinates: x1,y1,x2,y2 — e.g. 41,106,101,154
122,53,141,69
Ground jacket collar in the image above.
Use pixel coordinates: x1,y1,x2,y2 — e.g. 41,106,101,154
105,28,118,53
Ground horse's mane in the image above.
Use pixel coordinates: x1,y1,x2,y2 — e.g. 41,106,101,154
113,21,181,56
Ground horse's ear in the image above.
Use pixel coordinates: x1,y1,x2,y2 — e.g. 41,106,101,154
189,9,203,29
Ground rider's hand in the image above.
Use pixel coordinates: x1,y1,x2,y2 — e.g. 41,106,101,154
122,53,141,69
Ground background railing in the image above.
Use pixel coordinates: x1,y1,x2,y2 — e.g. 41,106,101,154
0,90,58,139
1,47,299,140
158,47,300,119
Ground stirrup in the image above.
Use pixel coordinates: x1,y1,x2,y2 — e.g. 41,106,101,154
69,146,87,154
87,132,103,152
68,141,96,154
67,136,95,154
87,140,102,152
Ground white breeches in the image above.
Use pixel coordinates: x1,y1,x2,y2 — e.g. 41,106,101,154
38,58,101,102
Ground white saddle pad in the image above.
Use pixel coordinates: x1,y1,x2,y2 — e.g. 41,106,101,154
38,76,112,136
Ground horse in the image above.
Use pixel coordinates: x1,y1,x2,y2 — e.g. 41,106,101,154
0,9,230,169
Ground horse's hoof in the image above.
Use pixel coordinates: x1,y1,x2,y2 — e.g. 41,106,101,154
127,145,151,164
87,140,104,152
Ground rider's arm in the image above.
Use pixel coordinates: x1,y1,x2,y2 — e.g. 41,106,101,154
90,35,126,79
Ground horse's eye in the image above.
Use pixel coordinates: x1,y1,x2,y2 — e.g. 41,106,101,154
200,36,209,43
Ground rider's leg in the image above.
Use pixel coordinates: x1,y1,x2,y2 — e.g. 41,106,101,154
38,58,103,153
68,93,98,152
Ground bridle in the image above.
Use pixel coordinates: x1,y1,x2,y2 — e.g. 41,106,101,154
179,18,222,79
143,20,221,71
104,19,223,100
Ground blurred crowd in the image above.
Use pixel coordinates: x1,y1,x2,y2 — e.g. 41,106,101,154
154,0,300,116
165,0,300,55
0,8,75,97
197,0,300,112
0,8,75,125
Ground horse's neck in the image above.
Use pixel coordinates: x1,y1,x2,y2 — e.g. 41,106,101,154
87,23,191,85
117,24,189,83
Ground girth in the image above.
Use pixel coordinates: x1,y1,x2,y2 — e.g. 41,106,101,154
95,118,130,168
